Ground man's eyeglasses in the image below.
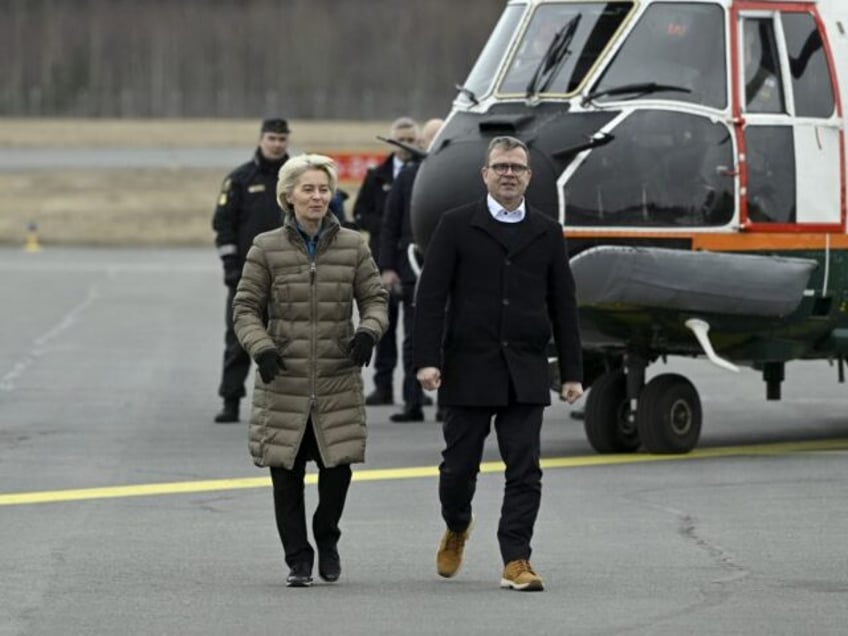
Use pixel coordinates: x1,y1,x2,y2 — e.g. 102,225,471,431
488,163,530,175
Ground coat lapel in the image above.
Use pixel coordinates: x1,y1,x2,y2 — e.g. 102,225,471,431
509,206,550,257
470,200,550,256
470,200,510,251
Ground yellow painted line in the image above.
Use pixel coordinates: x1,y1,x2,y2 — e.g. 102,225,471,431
1,438,847,507
0,477,272,507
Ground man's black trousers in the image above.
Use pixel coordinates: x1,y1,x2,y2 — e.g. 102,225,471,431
439,403,543,565
269,422,352,569
218,285,250,401
372,292,399,393
400,283,424,409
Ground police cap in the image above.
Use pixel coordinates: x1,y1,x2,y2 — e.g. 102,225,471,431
260,118,290,134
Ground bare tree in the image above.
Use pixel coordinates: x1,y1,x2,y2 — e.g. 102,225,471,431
0,0,504,118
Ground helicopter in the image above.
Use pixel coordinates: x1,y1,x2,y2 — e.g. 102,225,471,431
409,0,848,454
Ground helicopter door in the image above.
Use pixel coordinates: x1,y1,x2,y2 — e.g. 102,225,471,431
738,8,841,229
783,11,841,227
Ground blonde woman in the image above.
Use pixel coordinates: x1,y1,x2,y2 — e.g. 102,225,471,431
233,154,388,587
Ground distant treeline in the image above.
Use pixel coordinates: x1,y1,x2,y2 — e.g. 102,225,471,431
1,0,504,119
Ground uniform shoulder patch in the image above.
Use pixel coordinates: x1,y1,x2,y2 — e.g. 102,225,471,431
218,178,232,206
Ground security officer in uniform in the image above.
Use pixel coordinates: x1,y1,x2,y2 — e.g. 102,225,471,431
212,118,292,423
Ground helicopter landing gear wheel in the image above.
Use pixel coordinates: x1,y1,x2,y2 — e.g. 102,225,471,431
583,371,640,453
636,373,701,454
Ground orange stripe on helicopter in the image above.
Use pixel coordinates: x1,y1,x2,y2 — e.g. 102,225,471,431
692,233,848,251
563,230,848,251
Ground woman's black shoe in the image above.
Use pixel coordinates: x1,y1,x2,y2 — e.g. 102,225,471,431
286,562,313,587
318,546,341,582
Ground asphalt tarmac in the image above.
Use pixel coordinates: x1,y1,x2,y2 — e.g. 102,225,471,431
1,247,847,635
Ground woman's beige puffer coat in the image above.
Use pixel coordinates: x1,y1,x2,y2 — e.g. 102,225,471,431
233,213,388,469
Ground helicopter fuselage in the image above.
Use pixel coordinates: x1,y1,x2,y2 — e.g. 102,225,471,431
410,0,848,453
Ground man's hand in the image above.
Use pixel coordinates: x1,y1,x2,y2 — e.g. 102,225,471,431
417,367,441,391
561,381,584,404
349,332,376,367
255,349,285,384
381,270,401,290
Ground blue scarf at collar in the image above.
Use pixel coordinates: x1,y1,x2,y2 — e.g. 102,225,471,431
295,220,324,258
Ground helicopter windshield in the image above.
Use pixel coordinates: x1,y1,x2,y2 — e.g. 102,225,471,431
591,3,726,108
459,4,526,103
499,2,634,96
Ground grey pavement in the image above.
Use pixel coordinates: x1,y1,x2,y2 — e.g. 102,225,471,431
1,247,847,635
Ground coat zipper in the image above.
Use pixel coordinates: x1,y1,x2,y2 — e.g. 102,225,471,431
310,259,317,414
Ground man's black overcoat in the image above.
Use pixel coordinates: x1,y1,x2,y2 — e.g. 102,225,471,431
378,160,419,284
413,200,582,407
352,154,395,260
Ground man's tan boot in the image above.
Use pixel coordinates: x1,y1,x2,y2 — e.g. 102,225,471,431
436,517,474,578
500,559,544,591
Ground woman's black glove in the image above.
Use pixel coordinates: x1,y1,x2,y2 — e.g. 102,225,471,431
349,332,375,367
255,349,285,383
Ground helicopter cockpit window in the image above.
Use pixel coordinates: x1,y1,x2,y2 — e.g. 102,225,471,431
590,3,727,109
563,111,735,228
743,19,785,113
782,12,834,118
459,4,525,102
498,2,633,96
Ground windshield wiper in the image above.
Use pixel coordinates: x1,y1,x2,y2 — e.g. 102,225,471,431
552,132,615,160
376,135,428,161
525,14,582,100
581,82,691,107
455,84,479,106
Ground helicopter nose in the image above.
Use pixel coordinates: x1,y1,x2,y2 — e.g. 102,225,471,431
411,137,490,251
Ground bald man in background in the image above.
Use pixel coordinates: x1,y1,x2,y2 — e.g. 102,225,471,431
379,118,444,422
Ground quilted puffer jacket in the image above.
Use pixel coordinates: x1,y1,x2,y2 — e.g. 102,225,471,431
233,213,388,469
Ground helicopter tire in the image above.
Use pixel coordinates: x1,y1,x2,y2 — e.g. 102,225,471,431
636,373,701,454
583,371,640,454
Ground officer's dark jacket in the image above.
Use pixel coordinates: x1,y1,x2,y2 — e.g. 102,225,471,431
352,153,395,260
413,199,583,407
212,150,288,266
378,160,419,285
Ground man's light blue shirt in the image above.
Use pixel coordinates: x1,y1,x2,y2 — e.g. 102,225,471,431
487,194,526,224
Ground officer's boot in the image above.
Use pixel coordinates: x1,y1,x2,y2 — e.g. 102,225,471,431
364,386,394,406
214,398,240,423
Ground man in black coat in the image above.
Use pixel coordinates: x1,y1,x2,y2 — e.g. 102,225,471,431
211,117,291,423
414,136,584,591
379,118,443,422
353,117,419,406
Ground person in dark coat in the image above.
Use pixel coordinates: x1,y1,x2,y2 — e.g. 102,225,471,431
414,135,584,592
379,118,443,422
211,117,292,423
328,188,350,226
352,117,419,406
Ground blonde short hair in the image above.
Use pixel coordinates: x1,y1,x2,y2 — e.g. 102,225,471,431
276,154,338,213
